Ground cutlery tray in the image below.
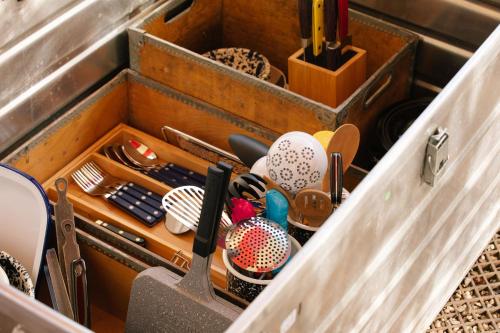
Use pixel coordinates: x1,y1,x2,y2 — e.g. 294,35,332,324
129,0,418,169
4,69,366,331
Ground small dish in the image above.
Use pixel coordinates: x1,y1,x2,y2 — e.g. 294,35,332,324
202,48,271,81
0,251,35,297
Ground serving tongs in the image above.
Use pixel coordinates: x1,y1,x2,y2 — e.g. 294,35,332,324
53,177,90,327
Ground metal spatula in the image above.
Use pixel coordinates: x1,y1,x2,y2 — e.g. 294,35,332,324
162,186,232,233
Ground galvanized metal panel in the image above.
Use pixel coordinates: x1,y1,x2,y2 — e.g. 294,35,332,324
228,27,500,333
0,0,161,156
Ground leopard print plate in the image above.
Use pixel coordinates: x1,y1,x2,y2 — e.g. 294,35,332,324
0,251,34,297
202,48,271,80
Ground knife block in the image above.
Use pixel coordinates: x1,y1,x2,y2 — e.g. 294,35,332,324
288,45,367,108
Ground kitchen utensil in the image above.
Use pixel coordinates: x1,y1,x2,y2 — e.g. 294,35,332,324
249,156,268,178
225,217,291,277
95,220,146,246
230,198,256,224
322,123,359,191
313,130,335,150
110,144,143,170
312,0,325,58
54,178,90,327
263,176,300,221
80,162,165,211
126,165,240,333
295,189,333,227
165,213,191,235
202,48,271,81
45,248,74,319
298,0,313,61
266,131,327,194
227,173,267,204
0,164,50,287
223,235,301,302
265,190,289,231
162,126,248,174
228,134,269,168
0,251,35,297
330,152,343,205
161,186,232,233
72,168,164,226
325,0,341,70
338,0,349,43
122,138,159,168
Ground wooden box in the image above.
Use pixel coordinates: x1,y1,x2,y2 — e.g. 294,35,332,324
288,45,367,108
129,0,418,170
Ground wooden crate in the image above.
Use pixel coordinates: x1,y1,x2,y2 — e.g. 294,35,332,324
129,0,418,169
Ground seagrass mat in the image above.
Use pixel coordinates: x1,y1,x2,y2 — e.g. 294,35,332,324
427,231,500,332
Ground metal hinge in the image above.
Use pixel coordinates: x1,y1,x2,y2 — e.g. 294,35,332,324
422,127,449,186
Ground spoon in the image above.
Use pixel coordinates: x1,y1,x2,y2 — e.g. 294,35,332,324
122,139,161,169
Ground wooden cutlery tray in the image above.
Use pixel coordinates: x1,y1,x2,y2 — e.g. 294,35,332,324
129,0,418,169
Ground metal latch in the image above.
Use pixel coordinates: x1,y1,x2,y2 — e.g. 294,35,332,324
422,127,449,186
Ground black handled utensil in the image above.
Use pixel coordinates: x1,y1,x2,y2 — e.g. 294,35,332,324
325,0,341,70
95,220,146,247
126,165,241,332
330,152,343,205
228,134,269,168
299,0,313,61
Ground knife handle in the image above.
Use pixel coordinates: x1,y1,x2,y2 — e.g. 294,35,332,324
330,152,343,205
157,167,203,187
312,0,325,57
121,184,164,211
166,163,206,185
338,0,348,40
125,182,164,203
95,220,146,247
298,0,313,41
116,190,164,219
324,0,338,42
107,194,162,227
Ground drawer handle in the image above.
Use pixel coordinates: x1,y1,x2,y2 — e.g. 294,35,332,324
164,0,195,23
364,72,393,108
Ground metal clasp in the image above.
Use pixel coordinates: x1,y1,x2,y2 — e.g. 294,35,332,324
422,127,449,186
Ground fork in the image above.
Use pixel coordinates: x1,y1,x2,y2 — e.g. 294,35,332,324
83,162,164,211
72,167,164,227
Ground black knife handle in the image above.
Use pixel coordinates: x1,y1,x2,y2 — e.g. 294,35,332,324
121,185,164,211
324,0,338,42
95,220,146,247
299,0,313,39
193,166,225,257
330,152,343,205
125,182,164,203
107,194,162,227
116,190,164,219
157,167,202,187
166,163,206,184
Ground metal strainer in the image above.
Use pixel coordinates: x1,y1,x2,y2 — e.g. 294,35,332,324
225,217,291,273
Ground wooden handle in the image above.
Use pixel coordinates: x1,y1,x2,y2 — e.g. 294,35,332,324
324,0,338,42
298,0,313,39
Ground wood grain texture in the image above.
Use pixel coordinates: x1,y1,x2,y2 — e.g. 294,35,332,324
128,79,280,151
288,46,367,108
142,0,222,53
222,0,302,74
43,124,229,289
8,83,128,183
322,124,360,191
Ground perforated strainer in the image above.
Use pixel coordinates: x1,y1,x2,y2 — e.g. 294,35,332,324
225,217,291,273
